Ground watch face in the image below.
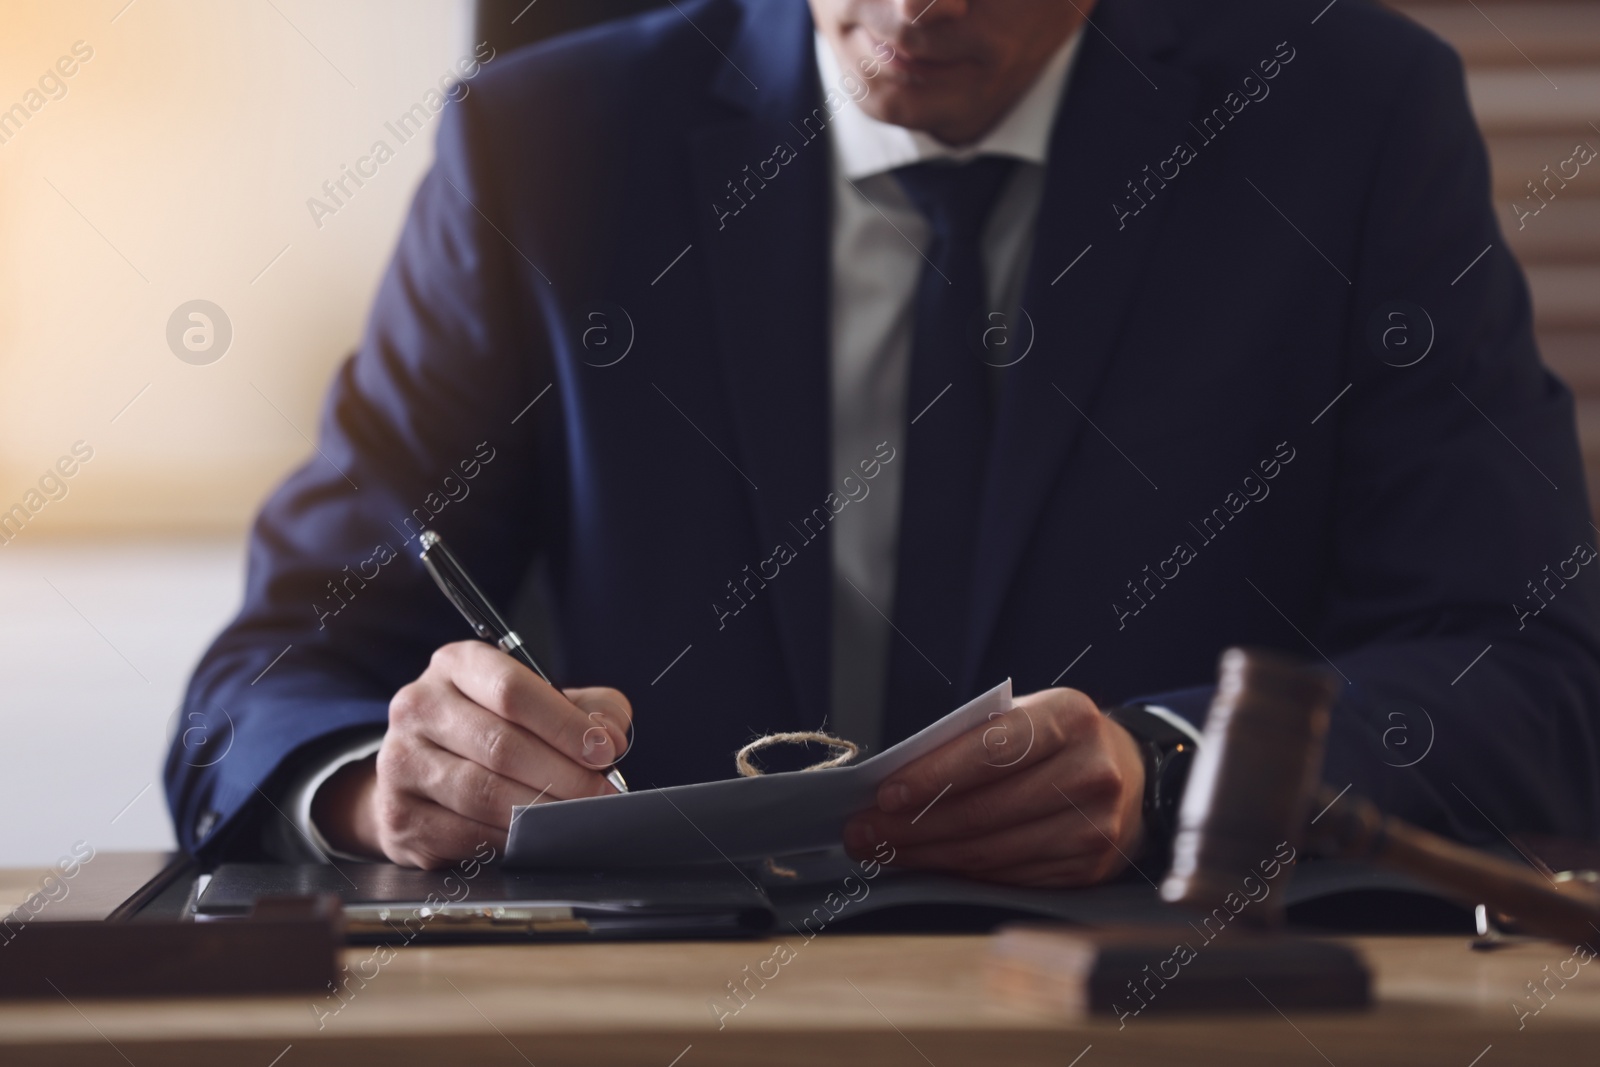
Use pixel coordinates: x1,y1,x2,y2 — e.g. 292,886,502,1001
1106,706,1199,836
1154,746,1197,826
1110,705,1195,750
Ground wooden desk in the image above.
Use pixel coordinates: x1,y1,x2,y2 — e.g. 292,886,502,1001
3,935,1596,1064
2,875,1596,1065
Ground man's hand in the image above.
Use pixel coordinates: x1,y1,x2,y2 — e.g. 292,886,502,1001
841,687,1146,887
313,641,632,868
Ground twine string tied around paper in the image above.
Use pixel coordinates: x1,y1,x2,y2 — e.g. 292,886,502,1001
734,730,861,778
736,731,862,880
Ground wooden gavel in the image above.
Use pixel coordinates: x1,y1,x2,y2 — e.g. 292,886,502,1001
1160,647,1600,943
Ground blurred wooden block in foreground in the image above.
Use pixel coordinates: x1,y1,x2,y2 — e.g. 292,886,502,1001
0,896,342,1000
985,925,1371,1021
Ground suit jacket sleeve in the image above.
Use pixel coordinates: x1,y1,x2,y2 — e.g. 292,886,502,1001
1135,35,1600,846
164,93,550,858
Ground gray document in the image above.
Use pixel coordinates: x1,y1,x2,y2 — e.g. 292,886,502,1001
506,680,1013,868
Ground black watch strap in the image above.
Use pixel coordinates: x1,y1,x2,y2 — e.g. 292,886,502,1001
1104,704,1199,850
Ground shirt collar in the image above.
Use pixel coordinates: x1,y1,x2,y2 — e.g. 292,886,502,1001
816,29,1082,181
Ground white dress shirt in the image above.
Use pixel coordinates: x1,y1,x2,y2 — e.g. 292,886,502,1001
820,29,1081,750
282,29,1085,860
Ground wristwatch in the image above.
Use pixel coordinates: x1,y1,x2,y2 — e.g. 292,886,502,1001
1104,704,1200,848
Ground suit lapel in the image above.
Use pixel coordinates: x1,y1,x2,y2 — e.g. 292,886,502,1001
689,0,832,726
963,0,1200,692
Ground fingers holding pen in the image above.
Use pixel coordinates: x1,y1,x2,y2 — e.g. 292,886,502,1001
432,641,632,773
390,684,614,802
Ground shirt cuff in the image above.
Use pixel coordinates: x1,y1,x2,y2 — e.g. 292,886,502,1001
286,732,386,863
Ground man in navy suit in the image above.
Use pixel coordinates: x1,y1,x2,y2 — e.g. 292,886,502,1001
167,0,1600,883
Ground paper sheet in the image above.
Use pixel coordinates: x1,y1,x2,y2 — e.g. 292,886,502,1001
505,679,1013,868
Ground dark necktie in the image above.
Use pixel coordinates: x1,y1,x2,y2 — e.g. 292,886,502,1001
882,156,1017,744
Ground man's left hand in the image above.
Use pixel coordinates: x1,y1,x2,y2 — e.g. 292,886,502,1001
842,687,1147,887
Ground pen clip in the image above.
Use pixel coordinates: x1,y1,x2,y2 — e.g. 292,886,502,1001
419,530,559,688
419,531,507,643
424,563,498,642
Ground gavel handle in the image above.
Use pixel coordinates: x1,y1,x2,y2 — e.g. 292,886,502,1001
1306,786,1600,943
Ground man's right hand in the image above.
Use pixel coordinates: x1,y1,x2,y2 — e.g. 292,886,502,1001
313,641,632,868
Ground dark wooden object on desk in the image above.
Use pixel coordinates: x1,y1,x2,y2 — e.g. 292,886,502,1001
991,646,1600,1020
0,896,343,1000
1165,647,1600,942
986,925,1369,1019
1161,647,1339,927
990,649,1368,1018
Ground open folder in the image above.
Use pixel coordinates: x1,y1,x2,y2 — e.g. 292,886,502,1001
506,679,1016,868
199,680,1470,939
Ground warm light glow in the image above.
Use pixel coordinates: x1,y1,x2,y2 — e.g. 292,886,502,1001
0,0,471,537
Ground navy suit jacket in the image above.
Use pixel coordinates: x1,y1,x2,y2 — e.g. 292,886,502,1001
168,0,1600,859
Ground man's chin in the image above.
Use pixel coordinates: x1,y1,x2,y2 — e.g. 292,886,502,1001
856,93,976,145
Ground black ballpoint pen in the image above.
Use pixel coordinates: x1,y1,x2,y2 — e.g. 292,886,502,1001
418,529,629,793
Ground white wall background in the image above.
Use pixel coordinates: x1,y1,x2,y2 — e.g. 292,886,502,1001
0,540,243,864
0,0,472,867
